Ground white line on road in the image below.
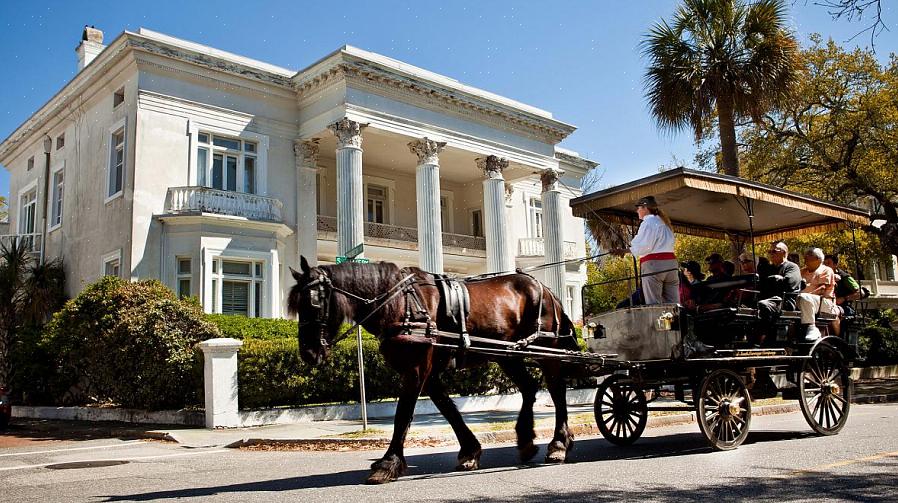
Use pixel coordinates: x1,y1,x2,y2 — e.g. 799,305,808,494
0,440,145,458
0,448,229,473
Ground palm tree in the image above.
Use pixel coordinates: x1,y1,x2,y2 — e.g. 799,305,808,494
643,0,800,176
0,241,66,390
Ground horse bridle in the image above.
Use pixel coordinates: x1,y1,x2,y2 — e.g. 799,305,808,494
300,271,333,351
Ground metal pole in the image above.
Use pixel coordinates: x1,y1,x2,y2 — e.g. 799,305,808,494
356,325,368,431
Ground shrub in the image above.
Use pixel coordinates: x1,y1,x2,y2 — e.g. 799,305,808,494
42,277,220,409
205,314,297,340
858,309,898,365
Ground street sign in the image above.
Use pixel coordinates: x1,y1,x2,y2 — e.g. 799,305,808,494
336,256,369,264
346,243,364,259
336,256,347,264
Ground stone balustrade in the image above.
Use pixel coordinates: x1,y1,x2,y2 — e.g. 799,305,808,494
165,186,283,222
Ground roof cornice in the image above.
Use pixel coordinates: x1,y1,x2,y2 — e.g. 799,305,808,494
294,48,577,144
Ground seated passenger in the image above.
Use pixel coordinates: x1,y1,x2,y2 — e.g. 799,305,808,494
704,253,729,282
798,247,836,341
824,254,861,316
723,260,736,278
738,252,756,274
681,260,705,285
757,242,802,343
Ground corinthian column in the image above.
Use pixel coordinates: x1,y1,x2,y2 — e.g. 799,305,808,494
541,167,566,297
294,139,320,266
409,138,447,273
329,118,366,257
479,155,511,273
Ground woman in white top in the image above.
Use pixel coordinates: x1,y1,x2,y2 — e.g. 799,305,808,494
612,196,679,304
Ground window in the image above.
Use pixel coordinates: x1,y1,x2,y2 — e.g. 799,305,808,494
210,258,265,317
113,87,125,108
565,285,576,315
56,134,65,150
108,126,125,198
50,167,64,229
177,258,192,299
528,197,543,238
471,209,483,238
19,189,37,235
196,133,257,194
439,192,454,233
102,250,122,278
367,184,387,224
27,156,34,171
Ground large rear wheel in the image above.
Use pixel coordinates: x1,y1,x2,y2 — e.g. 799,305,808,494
799,342,852,435
696,369,751,450
594,376,648,446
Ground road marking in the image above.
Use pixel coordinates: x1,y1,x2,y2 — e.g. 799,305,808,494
0,440,144,458
0,448,229,473
786,450,898,477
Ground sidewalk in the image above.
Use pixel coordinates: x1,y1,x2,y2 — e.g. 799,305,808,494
150,378,898,449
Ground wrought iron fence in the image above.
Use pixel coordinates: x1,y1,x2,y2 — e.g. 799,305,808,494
316,215,486,250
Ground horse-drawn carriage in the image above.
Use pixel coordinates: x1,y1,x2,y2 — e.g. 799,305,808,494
570,168,869,450
290,168,870,483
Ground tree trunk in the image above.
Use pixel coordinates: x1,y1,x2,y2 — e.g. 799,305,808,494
0,327,9,389
717,96,740,177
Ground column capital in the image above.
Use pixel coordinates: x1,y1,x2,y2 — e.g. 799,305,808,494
476,155,508,180
540,168,564,192
329,118,366,149
408,137,447,165
294,138,320,168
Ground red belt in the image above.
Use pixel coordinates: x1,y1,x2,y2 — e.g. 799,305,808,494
639,252,676,265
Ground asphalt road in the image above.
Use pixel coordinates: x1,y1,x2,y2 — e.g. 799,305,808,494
2,403,897,502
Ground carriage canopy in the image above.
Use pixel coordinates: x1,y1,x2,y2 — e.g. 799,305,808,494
569,168,870,241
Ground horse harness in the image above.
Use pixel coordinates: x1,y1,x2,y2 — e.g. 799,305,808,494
302,267,572,356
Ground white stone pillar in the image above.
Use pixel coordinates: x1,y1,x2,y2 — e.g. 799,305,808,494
409,138,447,273
199,338,243,429
294,139,320,266
541,168,566,297
329,118,366,257
479,155,512,273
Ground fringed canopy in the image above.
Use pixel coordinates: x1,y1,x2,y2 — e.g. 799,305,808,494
570,168,869,242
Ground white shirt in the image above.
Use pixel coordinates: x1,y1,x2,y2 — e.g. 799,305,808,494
629,214,675,257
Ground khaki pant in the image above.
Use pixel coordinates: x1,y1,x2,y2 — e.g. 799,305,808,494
798,293,836,325
641,259,680,305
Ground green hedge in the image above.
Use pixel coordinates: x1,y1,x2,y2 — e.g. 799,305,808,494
858,309,898,365
41,277,220,409
205,314,527,408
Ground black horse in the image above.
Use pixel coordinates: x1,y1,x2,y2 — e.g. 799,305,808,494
288,257,578,484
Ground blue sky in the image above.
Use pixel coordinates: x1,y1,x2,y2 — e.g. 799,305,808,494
1,0,894,203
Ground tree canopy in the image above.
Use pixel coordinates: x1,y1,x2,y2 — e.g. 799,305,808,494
642,0,800,176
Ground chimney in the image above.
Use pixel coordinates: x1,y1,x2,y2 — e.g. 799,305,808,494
76,25,105,71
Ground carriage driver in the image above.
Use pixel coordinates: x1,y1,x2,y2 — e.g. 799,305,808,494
611,196,679,305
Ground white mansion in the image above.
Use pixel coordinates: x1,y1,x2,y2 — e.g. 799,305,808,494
0,27,596,321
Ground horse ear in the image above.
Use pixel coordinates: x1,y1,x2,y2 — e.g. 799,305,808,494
300,255,311,275
289,266,303,282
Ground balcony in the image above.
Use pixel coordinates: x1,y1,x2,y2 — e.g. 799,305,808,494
517,237,578,259
0,233,42,256
317,215,486,251
859,279,898,307
165,186,283,222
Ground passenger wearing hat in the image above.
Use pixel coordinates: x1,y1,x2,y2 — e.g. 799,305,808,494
611,195,679,304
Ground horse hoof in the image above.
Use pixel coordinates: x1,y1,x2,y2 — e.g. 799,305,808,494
455,448,482,471
545,449,567,464
518,443,539,463
366,469,397,485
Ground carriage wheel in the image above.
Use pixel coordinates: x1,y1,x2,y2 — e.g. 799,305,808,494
799,343,852,435
696,369,752,450
594,376,648,446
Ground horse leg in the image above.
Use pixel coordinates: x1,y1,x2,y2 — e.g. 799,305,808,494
543,363,573,464
367,369,428,484
427,371,482,471
498,359,539,463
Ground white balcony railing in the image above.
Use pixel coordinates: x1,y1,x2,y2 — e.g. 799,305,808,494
518,237,578,259
0,233,42,255
860,279,898,300
317,215,486,250
165,186,283,222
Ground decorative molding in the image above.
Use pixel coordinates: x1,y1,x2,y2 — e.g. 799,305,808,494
477,155,508,180
296,60,575,144
329,118,366,149
540,168,563,192
505,184,515,205
294,138,320,168
408,137,446,165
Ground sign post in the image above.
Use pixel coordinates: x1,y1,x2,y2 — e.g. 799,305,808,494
356,325,368,431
